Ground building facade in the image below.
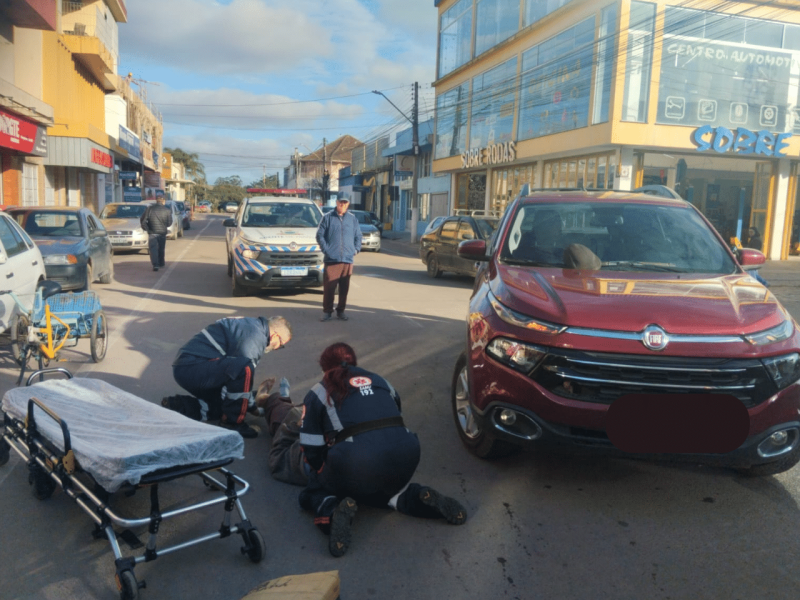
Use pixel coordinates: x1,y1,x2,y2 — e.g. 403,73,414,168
433,0,800,259
284,135,363,201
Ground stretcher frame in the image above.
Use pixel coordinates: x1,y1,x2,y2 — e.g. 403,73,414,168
0,369,266,600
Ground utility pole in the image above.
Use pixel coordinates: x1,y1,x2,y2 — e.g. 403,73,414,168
322,137,329,205
411,81,419,243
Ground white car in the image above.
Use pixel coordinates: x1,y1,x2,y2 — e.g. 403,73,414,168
223,197,324,296
0,211,47,334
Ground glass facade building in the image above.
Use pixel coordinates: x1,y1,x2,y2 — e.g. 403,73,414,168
433,0,800,259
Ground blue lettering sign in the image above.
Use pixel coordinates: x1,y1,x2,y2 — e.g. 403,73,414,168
693,126,791,156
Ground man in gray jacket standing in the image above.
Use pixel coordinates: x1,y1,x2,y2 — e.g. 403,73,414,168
316,193,362,321
140,195,173,271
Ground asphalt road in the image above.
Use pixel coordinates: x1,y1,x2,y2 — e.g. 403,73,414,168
1,214,799,600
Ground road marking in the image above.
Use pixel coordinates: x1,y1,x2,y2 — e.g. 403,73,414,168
389,305,424,328
77,219,217,376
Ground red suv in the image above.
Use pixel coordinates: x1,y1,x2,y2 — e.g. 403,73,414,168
453,190,800,476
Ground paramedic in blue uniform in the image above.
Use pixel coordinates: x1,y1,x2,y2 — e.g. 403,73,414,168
298,342,467,557
172,316,292,438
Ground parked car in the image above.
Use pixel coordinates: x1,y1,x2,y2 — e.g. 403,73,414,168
420,215,498,278
222,201,239,213
164,201,184,239
423,215,447,236
197,201,211,213
224,196,324,296
174,200,191,230
99,202,150,254
350,210,381,252
0,211,47,335
452,189,800,476
7,206,113,292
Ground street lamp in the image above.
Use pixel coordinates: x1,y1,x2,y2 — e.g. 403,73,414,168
372,86,420,242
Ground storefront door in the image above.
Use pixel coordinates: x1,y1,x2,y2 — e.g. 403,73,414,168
749,162,773,254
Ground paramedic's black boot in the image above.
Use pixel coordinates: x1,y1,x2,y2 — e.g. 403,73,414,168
419,486,467,525
219,419,258,439
328,497,357,557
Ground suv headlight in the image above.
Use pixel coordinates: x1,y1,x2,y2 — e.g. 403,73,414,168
486,338,547,374
744,320,794,346
488,290,565,334
241,249,260,259
44,254,78,265
762,353,800,390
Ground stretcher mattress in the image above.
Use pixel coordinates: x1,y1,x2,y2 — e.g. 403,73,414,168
2,378,245,492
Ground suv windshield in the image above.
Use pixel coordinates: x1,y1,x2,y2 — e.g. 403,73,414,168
100,204,147,219
243,202,320,228
501,202,737,274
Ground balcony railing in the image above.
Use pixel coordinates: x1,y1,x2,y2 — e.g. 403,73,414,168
63,1,84,15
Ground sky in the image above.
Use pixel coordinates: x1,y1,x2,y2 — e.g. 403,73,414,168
118,0,440,186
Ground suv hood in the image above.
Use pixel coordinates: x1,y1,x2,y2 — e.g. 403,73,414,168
495,265,784,335
237,226,319,245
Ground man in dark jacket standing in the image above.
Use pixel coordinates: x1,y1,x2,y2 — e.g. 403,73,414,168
170,316,292,438
140,195,173,271
316,193,362,321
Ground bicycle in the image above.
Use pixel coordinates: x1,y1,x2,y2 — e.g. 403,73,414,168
3,281,108,385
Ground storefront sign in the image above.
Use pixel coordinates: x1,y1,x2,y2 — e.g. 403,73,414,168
119,125,142,163
91,148,113,168
461,141,517,169
0,108,47,157
119,171,138,180
692,125,791,157
123,186,143,202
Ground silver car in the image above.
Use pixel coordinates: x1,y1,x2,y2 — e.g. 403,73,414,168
100,201,181,253
350,210,381,252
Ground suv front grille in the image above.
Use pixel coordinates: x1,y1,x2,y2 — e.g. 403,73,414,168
536,349,776,409
256,251,324,267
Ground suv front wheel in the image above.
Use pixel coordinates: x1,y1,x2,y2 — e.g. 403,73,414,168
451,352,516,459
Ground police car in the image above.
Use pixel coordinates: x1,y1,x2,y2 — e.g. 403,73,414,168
223,197,324,296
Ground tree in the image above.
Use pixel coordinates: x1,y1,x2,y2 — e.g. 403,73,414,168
247,174,280,189
207,175,247,210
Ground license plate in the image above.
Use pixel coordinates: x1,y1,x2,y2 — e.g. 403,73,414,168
109,236,126,243
280,267,308,277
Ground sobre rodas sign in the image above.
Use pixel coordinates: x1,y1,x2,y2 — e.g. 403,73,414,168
692,125,791,157
461,140,516,169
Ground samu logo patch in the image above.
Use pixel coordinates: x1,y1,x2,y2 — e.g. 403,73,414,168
350,376,374,396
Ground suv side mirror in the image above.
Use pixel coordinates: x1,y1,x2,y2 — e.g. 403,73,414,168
738,248,766,270
458,239,489,262
223,219,236,227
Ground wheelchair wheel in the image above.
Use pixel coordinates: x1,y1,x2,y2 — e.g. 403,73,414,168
10,313,31,367
90,310,108,363
243,528,266,563
117,569,140,600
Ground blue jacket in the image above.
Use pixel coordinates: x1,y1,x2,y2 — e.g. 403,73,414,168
173,317,270,367
316,210,362,263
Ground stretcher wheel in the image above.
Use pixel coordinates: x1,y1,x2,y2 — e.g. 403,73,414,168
90,310,108,363
0,439,9,467
244,528,266,563
10,313,31,367
117,569,140,600
28,463,56,500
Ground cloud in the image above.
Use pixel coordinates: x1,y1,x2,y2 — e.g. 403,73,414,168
151,86,366,129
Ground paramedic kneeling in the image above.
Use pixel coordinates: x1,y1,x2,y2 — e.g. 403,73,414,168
172,316,292,438
298,342,467,558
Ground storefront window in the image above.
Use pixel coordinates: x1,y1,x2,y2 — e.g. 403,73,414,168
470,58,517,150
593,4,617,124
490,165,536,214
439,0,474,78
544,152,615,188
622,2,655,123
475,0,520,57
435,82,470,159
658,7,798,132
456,172,487,211
524,0,571,29
518,18,594,141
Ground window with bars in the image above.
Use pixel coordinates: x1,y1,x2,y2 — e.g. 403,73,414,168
22,163,38,207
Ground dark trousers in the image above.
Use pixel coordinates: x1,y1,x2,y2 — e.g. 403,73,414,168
173,357,255,424
322,262,353,315
148,234,167,267
262,394,308,486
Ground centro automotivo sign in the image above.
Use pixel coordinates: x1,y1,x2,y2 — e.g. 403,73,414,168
692,125,791,157
461,140,517,169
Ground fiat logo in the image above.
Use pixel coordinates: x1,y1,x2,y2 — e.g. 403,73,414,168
642,325,669,351
288,242,298,251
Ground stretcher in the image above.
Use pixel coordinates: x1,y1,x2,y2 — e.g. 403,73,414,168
0,369,266,600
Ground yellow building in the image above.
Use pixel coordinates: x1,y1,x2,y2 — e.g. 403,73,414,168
433,0,800,259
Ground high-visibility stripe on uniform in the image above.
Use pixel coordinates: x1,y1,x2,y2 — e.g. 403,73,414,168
201,328,226,356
